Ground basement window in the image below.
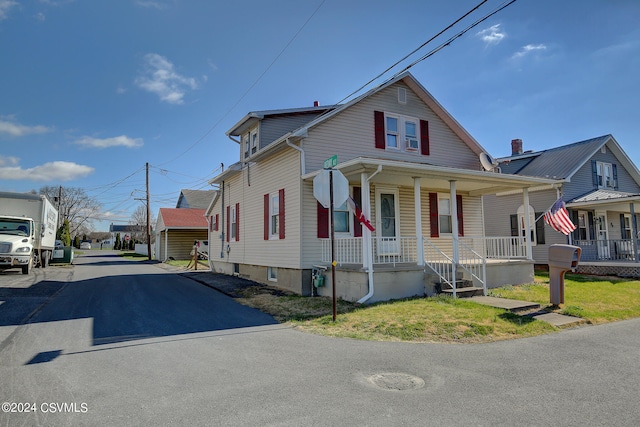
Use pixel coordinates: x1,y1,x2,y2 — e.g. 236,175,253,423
267,267,277,282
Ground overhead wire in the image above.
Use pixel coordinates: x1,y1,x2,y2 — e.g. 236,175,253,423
156,0,327,167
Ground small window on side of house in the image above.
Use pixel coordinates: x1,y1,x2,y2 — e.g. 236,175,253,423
267,267,277,281
251,130,258,154
438,196,452,234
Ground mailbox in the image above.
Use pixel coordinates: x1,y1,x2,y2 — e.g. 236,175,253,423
548,244,581,305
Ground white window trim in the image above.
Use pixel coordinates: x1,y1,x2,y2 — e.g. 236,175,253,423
384,112,421,154
267,267,277,282
230,205,237,240
243,135,250,159
269,192,280,240
250,129,258,155
438,194,453,236
596,161,615,189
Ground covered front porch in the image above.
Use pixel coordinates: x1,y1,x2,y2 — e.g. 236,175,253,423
304,157,558,303
568,191,640,277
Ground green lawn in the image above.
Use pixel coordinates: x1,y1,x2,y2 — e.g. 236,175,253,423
488,273,640,324
239,273,640,343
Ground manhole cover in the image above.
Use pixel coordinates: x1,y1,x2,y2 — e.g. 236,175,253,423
367,373,425,391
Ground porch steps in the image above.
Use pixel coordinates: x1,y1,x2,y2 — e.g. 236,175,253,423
437,279,483,298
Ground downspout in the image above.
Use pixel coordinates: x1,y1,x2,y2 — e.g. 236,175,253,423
286,137,305,176
358,164,382,304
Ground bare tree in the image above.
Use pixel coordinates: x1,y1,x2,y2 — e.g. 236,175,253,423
39,186,101,236
129,204,155,244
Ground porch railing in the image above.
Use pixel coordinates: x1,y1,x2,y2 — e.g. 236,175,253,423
458,239,487,295
574,239,639,262
460,236,529,260
321,236,418,265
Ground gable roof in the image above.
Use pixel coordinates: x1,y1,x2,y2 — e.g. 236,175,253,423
176,189,216,209
158,208,207,229
497,134,640,184
211,71,488,184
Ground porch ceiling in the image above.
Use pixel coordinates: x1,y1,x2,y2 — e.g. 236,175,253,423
302,157,558,196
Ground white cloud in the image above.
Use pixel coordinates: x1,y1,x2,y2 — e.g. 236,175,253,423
135,0,169,9
135,53,197,104
477,24,506,45
0,118,52,136
512,44,547,59
34,12,46,21
73,135,144,149
0,160,94,182
0,0,18,21
0,155,19,166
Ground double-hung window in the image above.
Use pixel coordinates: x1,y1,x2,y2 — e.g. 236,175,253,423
438,196,452,234
385,113,420,153
251,130,258,154
243,135,250,159
596,161,615,189
230,205,237,240
333,201,350,234
270,192,280,238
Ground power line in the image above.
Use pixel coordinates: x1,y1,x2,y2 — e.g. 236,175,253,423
157,0,326,167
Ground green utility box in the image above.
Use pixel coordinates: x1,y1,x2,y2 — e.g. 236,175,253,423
52,246,74,264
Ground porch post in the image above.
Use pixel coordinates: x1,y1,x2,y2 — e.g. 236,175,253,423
523,188,533,260
361,172,371,270
631,202,639,263
414,177,424,266
450,181,458,297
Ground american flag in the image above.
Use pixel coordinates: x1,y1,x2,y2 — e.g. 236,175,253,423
346,196,375,232
544,198,576,235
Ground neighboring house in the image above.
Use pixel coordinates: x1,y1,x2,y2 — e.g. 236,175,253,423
109,224,147,247
206,71,557,303
483,135,640,277
176,189,217,209
155,208,208,261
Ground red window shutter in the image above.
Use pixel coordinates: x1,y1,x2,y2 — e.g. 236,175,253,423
264,194,269,240
353,186,362,237
456,194,464,236
317,202,329,238
279,188,285,240
215,214,219,231
429,192,439,238
209,216,213,232
235,203,240,241
420,120,430,155
226,205,230,242
374,110,385,149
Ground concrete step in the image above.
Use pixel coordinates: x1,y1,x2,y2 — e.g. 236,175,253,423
440,287,484,298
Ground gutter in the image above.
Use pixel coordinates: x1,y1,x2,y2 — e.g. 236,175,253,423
285,137,306,176
357,165,382,304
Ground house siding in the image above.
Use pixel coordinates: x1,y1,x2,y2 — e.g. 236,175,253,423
210,147,302,272
302,82,481,174
483,189,567,264
259,113,322,150
159,229,208,260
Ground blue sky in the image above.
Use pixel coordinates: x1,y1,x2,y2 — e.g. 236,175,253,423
1,0,639,231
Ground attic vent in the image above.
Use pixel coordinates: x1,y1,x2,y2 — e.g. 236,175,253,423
601,146,606,154
398,87,407,104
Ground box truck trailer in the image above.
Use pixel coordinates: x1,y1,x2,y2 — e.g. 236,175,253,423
0,191,59,274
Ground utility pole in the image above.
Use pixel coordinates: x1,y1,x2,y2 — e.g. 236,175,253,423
146,162,152,261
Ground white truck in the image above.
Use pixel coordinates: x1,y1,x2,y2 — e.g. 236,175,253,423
0,192,59,274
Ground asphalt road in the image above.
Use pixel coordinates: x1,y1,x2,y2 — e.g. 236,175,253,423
1,251,639,426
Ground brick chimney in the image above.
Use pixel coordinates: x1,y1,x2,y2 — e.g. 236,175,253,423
511,138,523,156
313,100,319,107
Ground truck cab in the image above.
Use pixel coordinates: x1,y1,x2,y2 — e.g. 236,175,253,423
0,215,37,274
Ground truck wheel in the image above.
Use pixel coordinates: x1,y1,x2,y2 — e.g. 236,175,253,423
21,259,31,275
41,251,49,268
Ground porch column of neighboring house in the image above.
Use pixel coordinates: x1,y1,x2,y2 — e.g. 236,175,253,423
631,202,639,262
414,177,424,266
523,188,533,260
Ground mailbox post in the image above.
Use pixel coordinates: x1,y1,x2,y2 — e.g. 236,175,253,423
548,244,582,305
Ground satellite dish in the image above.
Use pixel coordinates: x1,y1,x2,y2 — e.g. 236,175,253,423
479,152,499,171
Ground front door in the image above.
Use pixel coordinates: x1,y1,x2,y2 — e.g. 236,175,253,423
596,213,610,259
376,189,399,255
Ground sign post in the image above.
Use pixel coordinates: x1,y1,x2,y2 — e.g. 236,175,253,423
313,155,348,322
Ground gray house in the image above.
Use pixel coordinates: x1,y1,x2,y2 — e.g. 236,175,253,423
205,72,558,303
483,135,640,277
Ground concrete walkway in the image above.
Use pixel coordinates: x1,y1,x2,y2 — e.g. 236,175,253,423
469,295,586,328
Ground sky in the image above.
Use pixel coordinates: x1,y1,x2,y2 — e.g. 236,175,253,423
1,0,639,231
